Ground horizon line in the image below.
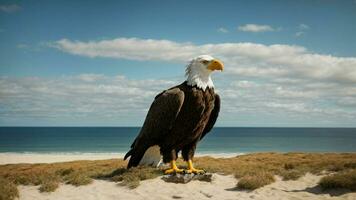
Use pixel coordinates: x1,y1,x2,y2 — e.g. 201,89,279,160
1,126,356,129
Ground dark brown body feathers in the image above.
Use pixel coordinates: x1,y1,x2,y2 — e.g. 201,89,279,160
125,81,220,168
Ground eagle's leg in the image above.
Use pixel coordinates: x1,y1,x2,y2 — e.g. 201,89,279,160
164,160,184,174
181,141,205,174
185,159,205,174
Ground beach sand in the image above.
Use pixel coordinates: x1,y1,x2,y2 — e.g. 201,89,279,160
17,173,355,200
1,153,355,200
0,153,125,165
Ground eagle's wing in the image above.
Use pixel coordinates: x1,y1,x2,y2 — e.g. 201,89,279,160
124,87,185,168
200,94,220,140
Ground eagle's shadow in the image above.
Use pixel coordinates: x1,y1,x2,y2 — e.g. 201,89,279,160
224,185,351,196
161,171,213,184
281,185,352,197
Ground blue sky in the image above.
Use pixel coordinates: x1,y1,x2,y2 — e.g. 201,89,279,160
0,0,356,127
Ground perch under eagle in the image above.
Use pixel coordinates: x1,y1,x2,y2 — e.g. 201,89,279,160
124,55,223,174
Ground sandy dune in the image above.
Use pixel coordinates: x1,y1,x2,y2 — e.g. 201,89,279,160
18,173,356,200
0,153,125,164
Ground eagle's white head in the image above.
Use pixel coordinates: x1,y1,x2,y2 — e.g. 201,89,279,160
185,55,224,91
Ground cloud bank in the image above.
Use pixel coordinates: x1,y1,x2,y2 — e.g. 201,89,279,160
0,75,176,126
1,72,355,126
2,37,355,126
51,37,356,83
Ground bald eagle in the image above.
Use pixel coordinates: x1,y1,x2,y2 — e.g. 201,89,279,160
124,55,223,174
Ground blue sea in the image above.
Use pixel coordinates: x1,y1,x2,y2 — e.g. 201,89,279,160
0,127,355,156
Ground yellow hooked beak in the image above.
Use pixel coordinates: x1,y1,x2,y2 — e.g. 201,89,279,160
207,59,224,71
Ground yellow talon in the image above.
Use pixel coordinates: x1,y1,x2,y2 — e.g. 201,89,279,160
185,160,205,174
164,160,184,174
185,168,205,174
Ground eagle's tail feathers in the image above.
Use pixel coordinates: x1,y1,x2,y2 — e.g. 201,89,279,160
124,149,133,160
127,148,146,168
126,145,162,169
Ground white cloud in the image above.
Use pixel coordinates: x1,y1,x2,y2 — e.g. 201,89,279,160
217,27,229,33
0,4,21,13
1,73,355,126
295,31,304,37
50,37,356,83
299,23,310,30
0,75,177,125
7,37,354,126
230,67,288,77
337,97,356,107
77,74,106,82
219,79,356,126
265,102,310,113
295,24,310,37
237,24,275,32
274,86,317,99
231,80,257,88
50,38,197,62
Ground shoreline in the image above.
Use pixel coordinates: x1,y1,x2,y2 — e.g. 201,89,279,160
0,152,241,164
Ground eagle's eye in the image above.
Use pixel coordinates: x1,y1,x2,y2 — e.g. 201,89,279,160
201,60,209,65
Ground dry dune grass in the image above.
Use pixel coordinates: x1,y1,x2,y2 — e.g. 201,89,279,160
1,153,356,200
0,159,126,200
319,169,356,190
192,152,356,189
0,177,19,200
109,166,162,188
236,170,275,190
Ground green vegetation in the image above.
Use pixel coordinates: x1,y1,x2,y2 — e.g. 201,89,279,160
0,153,356,200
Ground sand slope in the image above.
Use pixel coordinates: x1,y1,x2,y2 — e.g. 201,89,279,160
18,173,355,200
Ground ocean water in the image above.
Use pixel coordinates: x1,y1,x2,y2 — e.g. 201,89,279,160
0,127,355,155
